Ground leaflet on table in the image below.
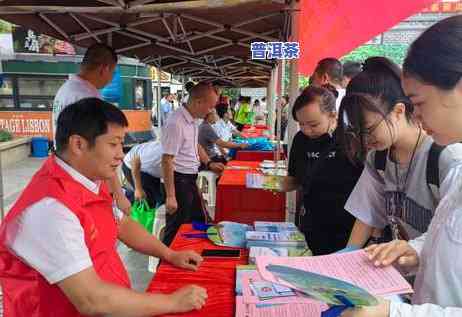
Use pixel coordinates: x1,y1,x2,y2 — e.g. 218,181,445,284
249,246,312,264
259,168,288,176
255,250,413,306
207,221,252,248
236,265,257,296
254,221,298,232
235,296,327,317
245,173,283,191
241,271,317,305
246,231,307,248
260,160,287,169
226,165,252,170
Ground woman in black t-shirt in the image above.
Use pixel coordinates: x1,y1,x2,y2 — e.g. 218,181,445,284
279,85,362,255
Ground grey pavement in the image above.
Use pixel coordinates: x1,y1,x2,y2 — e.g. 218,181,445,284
0,156,154,314
3,157,47,212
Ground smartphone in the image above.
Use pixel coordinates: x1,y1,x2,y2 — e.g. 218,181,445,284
201,249,241,259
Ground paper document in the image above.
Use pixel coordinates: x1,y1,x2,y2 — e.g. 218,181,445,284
235,296,326,317
241,272,318,305
246,173,282,190
256,250,413,299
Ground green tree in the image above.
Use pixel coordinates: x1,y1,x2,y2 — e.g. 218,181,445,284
221,87,240,101
0,20,12,33
341,44,409,65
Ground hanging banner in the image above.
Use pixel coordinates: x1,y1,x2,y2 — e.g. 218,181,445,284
12,26,84,55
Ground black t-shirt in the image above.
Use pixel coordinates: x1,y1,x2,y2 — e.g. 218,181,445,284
288,130,363,254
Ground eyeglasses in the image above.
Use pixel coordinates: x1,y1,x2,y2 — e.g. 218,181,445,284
347,116,385,140
361,116,385,139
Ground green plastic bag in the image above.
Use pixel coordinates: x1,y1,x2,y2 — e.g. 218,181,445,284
130,199,156,233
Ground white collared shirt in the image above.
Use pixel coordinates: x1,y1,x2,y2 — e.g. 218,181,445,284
161,106,200,174
52,75,101,139
123,141,162,178
213,119,235,142
6,158,121,284
389,162,462,316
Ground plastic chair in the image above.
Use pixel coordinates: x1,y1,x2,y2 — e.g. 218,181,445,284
197,171,218,220
148,204,166,273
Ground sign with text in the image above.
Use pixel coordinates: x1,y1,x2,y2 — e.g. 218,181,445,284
0,110,152,140
12,26,85,55
251,42,300,60
0,112,53,139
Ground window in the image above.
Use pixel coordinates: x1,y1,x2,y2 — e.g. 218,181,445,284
134,80,147,110
0,98,14,108
17,76,66,109
0,77,14,109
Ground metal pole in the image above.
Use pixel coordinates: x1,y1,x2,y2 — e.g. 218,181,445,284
157,67,162,127
275,60,284,161
0,154,4,219
286,0,300,222
266,72,273,128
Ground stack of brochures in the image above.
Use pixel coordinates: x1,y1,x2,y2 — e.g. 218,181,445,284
235,265,257,296
245,173,283,191
248,246,311,264
234,264,326,317
246,230,307,248
246,221,310,262
253,221,298,232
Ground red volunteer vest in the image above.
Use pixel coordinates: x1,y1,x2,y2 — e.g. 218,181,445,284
0,156,130,316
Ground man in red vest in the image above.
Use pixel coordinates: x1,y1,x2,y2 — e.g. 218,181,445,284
0,98,207,316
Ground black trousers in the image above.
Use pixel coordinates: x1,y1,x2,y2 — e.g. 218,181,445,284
162,172,205,246
122,162,165,208
235,122,245,131
299,196,354,255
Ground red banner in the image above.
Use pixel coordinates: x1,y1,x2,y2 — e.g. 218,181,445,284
422,1,462,13
298,0,438,75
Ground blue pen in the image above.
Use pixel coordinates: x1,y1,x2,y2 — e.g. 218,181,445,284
321,295,355,317
181,232,217,239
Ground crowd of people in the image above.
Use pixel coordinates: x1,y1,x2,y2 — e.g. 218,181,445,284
0,14,461,317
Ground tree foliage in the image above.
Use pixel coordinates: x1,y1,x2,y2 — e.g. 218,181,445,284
0,20,12,33
341,44,409,65
298,44,409,87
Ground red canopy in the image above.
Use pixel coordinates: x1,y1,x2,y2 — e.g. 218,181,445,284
297,0,438,76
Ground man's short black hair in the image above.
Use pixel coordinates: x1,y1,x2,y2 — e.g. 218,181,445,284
343,61,362,79
55,98,128,153
315,58,343,85
81,43,118,71
216,103,229,118
185,81,195,93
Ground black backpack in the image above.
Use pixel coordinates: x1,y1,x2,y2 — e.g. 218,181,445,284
374,142,446,201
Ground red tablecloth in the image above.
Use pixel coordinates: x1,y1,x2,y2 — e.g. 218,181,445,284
243,124,268,130
235,150,287,162
240,130,264,138
147,224,247,317
215,161,286,224
241,126,269,138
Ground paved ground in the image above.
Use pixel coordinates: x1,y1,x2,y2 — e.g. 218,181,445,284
0,156,155,314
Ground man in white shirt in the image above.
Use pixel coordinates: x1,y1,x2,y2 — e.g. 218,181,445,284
160,94,173,125
342,60,362,88
52,43,131,215
310,57,346,111
0,98,207,317
181,81,195,107
122,141,164,207
52,43,117,136
161,83,225,245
